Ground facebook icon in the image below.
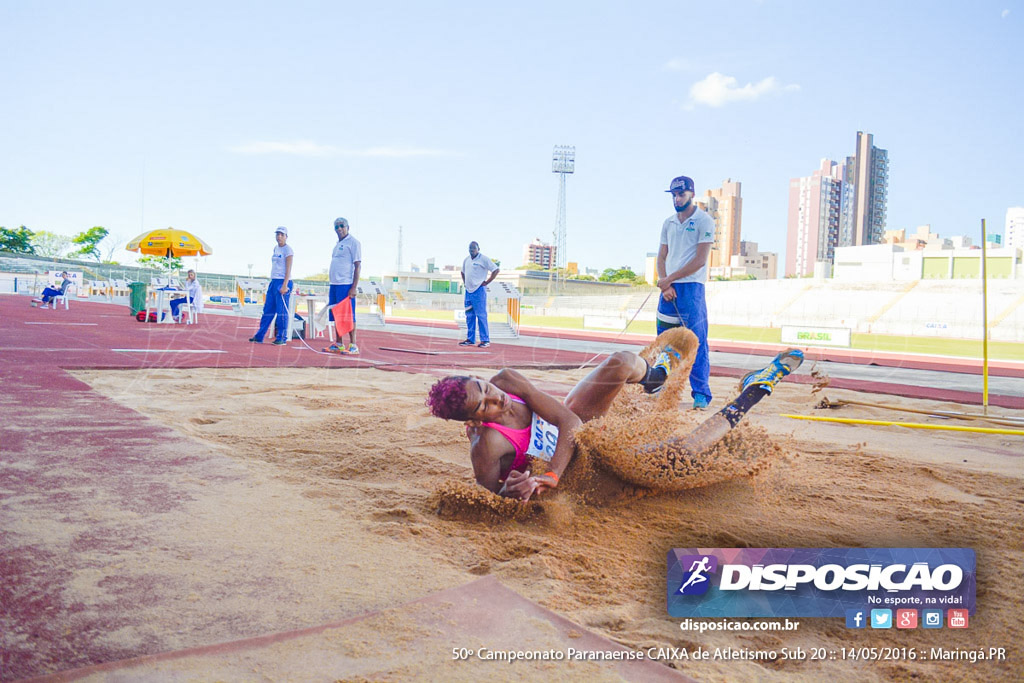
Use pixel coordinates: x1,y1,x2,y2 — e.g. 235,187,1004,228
845,609,866,629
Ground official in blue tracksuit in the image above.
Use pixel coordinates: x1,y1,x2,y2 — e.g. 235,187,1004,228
656,175,715,409
249,226,294,346
460,241,499,348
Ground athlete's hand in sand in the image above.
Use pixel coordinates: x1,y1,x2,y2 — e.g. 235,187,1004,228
501,470,539,501
530,473,558,498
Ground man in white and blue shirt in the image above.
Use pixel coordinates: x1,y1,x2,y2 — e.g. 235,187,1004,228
460,241,499,348
328,217,362,354
250,226,294,345
656,175,715,409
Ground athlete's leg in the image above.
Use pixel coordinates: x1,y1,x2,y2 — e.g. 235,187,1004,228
564,351,648,422
640,349,803,457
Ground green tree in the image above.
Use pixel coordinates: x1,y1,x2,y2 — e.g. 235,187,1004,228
0,226,36,254
71,226,109,261
31,231,72,258
598,266,644,284
137,254,183,271
516,263,545,270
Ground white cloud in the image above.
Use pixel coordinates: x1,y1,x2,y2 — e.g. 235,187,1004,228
1001,9,1010,18
354,146,452,158
663,57,697,72
228,141,454,157
229,140,337,156
688,72,800,107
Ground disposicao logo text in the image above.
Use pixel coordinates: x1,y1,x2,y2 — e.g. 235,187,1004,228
667,548,975,618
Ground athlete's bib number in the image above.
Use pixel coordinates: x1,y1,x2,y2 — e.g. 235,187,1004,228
526,414,558,461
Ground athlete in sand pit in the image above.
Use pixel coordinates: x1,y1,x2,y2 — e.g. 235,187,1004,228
426,334,804,501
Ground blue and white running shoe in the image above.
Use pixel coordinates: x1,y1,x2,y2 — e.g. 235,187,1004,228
740,349,805,394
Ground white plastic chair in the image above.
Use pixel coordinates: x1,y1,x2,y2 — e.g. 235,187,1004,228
179,295,199,324
51,284,75,310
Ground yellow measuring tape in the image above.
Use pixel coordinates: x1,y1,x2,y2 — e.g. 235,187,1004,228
781,414,1024,436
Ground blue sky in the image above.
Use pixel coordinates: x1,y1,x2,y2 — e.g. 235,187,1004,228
2,1,1021,279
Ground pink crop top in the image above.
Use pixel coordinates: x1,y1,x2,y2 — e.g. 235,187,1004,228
480,394,532,479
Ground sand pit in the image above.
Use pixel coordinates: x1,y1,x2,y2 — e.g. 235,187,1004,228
68,362,1024,681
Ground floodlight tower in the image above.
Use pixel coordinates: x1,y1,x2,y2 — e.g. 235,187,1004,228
551,145,575,289
396,226,403,271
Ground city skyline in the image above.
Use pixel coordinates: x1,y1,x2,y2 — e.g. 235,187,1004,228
2,2,1021,279
785,131,892,277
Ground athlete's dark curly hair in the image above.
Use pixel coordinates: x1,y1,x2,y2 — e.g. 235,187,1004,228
426,376,472,421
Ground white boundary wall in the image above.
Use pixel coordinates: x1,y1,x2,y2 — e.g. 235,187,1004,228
520,279,1024,342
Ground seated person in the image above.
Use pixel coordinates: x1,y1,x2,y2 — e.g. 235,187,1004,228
167,270,204,322
426,335,804,501
34,272,72,306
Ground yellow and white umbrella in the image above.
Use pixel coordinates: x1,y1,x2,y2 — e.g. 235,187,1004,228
126,228,213,258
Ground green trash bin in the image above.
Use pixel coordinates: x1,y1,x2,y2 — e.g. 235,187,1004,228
129,282,148,315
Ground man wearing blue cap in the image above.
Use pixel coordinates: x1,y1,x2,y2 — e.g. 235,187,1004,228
656,175,715,409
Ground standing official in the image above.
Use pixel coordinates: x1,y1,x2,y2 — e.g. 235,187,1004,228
327,217,361,355
460,241,499,348
249,226,294,345
656,175,715,409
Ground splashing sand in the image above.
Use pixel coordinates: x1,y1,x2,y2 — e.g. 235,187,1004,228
435,327,785,517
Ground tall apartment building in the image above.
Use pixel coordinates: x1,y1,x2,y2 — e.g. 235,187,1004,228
522,238,556,269
785,159,843,277
697,178,743,268
1006,207,1024,250
850,131,889,246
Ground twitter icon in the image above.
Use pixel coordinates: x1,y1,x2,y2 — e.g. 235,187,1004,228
871,609,892,629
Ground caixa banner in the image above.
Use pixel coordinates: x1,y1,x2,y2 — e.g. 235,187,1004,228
667,548,975,618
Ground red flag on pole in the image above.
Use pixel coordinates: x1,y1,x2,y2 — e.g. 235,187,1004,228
331,300,354,337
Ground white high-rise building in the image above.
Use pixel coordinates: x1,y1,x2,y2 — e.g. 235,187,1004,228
785,159,843,277
1006,207,1024,250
